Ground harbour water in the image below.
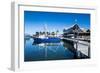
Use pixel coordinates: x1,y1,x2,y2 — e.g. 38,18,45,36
24,38,90,62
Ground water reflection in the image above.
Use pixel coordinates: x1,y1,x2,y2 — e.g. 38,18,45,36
62,39,77,58
24,38,89,62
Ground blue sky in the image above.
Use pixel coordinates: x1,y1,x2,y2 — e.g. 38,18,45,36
24,11,90,35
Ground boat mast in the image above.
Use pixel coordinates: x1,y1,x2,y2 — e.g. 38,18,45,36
44,23,47,37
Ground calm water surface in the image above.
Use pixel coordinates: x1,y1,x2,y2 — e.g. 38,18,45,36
24,38,83,62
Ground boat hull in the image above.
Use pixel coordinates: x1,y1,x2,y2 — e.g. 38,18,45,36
33,37,61,43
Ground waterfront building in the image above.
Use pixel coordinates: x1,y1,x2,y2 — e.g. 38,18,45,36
63,24,90,41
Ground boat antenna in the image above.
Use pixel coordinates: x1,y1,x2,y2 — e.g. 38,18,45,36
44,23,47,36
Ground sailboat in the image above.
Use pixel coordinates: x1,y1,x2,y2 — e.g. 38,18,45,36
34,24,61,43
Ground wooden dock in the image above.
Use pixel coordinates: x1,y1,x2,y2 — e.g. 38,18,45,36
61,37,90,58
61,37,90,46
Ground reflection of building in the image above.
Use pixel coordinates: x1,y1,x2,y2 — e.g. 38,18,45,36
63,24,90,41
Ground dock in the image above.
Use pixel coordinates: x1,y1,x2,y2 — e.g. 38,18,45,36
62,37,90,46
61,37,90,58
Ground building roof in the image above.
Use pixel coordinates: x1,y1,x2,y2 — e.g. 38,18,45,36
63,24,83,34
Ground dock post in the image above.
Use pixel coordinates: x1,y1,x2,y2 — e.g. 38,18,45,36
74,41,78,58
88,46,90,58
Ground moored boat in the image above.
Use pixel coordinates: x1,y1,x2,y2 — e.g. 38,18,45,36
34,37,61,43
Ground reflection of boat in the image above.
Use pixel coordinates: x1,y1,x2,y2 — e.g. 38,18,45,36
33,42,62,46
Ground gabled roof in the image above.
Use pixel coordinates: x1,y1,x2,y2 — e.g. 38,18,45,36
63,24,83,34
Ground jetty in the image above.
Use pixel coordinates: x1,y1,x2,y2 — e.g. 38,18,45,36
62,37,90,58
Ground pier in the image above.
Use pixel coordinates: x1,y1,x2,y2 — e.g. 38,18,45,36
61,37,90,58
62,37,90,46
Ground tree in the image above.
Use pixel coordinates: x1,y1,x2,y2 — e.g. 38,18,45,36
52,32,55,36
36,32,39,36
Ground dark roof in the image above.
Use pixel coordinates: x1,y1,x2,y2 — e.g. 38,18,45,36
86,29,90,32
63,24,83,34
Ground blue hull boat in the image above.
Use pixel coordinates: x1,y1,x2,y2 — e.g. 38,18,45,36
34,37,61,43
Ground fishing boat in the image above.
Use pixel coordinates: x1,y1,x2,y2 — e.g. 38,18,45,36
33,24,61,43
34,37,61,43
